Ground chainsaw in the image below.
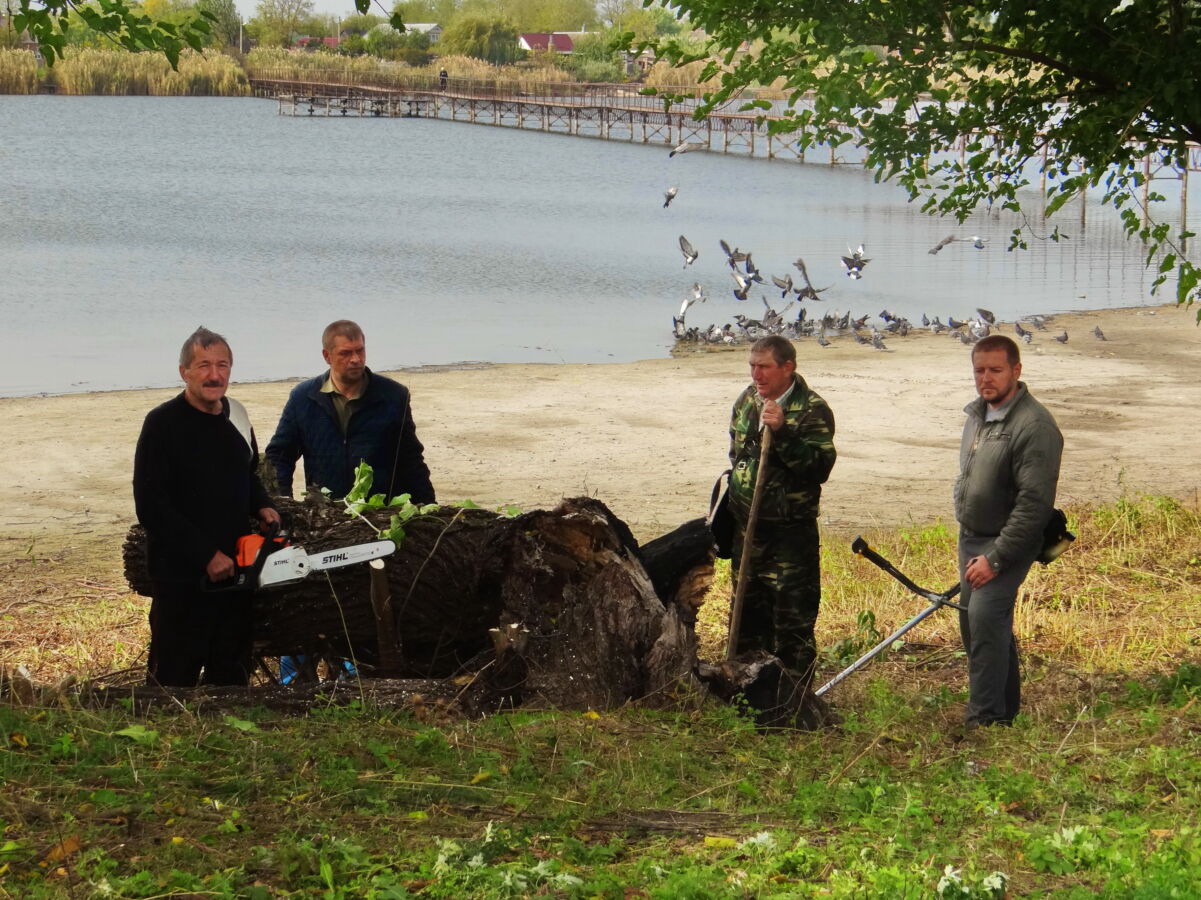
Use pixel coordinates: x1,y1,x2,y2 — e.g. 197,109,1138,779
206,524,396,591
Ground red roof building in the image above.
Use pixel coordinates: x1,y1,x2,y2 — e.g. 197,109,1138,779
518,33,576,53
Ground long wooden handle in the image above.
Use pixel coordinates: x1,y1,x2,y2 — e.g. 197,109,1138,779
726,426,773,660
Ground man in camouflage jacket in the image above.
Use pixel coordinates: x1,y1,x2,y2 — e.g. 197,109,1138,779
728,336,837,688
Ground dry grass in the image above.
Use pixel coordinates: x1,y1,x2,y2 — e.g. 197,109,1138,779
54,47,249,96
2,496,1196,700
697,496,1201,684
0,48,39,94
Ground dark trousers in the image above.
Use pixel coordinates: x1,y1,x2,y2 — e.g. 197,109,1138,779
147,581,254,687
957,534,1034,725
730,517,821,682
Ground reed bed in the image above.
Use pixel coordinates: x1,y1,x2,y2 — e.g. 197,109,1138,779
246,49,584,95
54,47,249,96
0,48,39,94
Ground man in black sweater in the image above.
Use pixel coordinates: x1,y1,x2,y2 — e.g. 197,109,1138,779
133,327,280,687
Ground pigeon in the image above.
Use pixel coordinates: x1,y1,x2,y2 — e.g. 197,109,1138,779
840,244,871,279
771,274,794,298
663,187,678,208
1026,316,1049,331
948,316,966,330
976,308,996,325
720,239,748,268
1054,331,1069,343
669,140,706,157
1093,325,1107,341
921,313,930,326
678,234,698,267
678,284,705,319
816,334,831,347
1014,321,1030,340
871,332,887,350
731,270,752,301
850,314,870,330
792,258,830,300
743,254,765,283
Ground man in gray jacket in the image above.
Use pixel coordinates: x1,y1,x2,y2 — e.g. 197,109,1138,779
955,335,1063,727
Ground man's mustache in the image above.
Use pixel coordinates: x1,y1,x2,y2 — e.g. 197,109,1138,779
203,380,224,388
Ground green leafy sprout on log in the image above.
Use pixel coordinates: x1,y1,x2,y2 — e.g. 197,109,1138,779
630,0,1201,318
337,461,518,546
13,0,404,67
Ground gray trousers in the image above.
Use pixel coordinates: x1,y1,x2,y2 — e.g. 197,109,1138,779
957,533,1034,725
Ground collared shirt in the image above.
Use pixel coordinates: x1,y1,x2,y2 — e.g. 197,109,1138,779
320,372,370,435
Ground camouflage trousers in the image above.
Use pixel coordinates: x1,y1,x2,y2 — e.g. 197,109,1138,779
730,517,821,682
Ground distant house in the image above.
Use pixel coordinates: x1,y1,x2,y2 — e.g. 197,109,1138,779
518,32,577,54
406,23,442,43
295,35,340,49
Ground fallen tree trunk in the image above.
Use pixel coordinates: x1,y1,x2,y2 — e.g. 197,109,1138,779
122,496,830,727
124,496,708,711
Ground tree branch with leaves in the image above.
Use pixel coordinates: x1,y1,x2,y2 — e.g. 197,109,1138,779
631,0,1201,316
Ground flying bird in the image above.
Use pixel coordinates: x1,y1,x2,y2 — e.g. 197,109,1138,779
678,283,706,319
840,244,871,279
669,140,706,157
743,254,765,284
720,239,748,268
771,274,794,298
871,332,888,351
663,187,678,208
792,258,830,300
929,234,988,253
730,270,752,301
678,234,698,267
928,235,957,255
976,308,996,325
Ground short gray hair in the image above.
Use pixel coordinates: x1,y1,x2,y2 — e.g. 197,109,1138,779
322,319,365,351
179,326,231,368
750,335,796,367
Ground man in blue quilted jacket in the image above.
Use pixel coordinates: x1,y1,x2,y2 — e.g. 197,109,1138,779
266,320,436,684
266,320,435,504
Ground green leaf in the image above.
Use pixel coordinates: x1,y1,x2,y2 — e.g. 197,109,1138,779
223,715,259,732
344,462,375,504
455,499,480,509
115,724,159,746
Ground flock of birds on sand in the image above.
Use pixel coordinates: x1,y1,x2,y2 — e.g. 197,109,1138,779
661,140,1111,351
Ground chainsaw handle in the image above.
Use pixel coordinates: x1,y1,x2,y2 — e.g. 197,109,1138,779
203,521,285,593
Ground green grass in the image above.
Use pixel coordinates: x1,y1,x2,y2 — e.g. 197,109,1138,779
1,495,1199,897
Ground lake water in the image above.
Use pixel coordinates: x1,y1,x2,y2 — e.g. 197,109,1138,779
0,95,1177,396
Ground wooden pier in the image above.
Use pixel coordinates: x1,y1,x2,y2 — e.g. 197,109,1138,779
250,70,832,163
248,67,1201,233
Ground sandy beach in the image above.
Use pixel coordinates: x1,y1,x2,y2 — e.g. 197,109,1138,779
2,304,1198,558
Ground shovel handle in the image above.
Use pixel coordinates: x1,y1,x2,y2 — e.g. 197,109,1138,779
726,426,773,660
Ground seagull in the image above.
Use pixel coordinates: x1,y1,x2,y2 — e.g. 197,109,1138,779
1093,325,1107,341
976,308,996,325
678,234,698,267
792,258,830,300
1054,330,1069,343
663,187,678,208
929,234,987,253
669,140,707,157
969,235,988,249
771,274,794,298
840,244,871,279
